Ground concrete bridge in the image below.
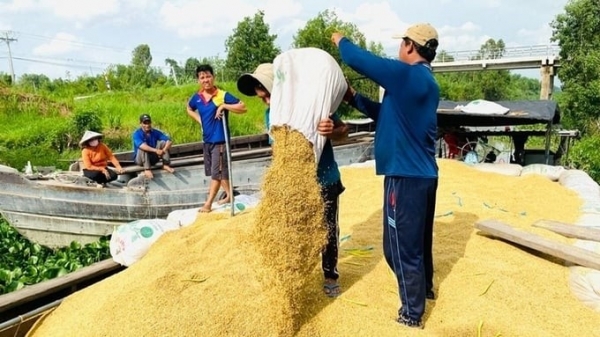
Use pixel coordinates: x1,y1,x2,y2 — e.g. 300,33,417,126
431,44,561,99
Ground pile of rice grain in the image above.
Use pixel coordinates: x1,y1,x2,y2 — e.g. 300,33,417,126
27,159,600,337
251,125,327,336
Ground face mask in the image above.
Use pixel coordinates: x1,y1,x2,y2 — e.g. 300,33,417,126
88,139,99,147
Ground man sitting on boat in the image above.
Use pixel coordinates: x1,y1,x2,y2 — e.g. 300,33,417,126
80,130,124,188
132,113,175,179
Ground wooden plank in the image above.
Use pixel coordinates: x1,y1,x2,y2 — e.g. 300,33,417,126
475,219,600,270
532,219,600,242
0,260,121,314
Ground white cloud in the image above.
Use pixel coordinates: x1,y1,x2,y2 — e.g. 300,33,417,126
0,0,36,12
158,0,303,39
437,22,492,53
329,2,409,49
0,23,11,31
517,24,554,46
0,0,120,22
41,0,120,21
32,33,82,56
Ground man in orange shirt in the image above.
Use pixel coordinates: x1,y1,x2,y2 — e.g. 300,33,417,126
79,130,124,187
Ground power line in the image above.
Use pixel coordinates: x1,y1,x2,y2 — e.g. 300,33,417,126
16,31,208,58
0,31,18,83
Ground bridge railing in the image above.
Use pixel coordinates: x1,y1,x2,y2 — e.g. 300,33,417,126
437,44,561,63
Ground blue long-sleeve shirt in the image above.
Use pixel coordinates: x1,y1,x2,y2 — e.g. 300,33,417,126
339,37,439,178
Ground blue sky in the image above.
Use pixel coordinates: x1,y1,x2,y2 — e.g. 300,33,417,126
0,0,567,81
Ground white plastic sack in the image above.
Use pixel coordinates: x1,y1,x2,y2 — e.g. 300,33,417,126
270,47,347,163
470,163,523,176
520,164,565,181
458,99,510,115
577,213,600,227
110,219,181,267
559,170,600,195
166,194,262,227
569,266,600,312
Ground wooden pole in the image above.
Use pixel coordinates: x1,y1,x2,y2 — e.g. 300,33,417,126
475,219,600,270
532,219,600,243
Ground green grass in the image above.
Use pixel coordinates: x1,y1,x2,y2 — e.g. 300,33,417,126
0,82,269,170
70,82,268,150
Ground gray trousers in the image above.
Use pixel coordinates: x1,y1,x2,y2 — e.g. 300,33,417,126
135,140,171,169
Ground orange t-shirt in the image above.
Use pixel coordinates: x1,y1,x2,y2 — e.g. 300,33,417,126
81,143,119,171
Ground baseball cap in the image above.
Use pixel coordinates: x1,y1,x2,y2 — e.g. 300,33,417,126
237,63,274,96
139,114,151,123
393,23,439,49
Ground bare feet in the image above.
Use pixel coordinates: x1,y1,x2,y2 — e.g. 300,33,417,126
217,197,230,205
163,165,175,173
144,170,154,179
198,202,212,213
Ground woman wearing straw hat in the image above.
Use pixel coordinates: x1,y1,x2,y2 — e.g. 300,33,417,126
79,130,124,187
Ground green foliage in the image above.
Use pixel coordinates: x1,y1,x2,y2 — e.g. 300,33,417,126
71,110,103,134
551,0,600,133
435,38,516,101
567,135,600,181
292,10,384,116
0,218,110,295
225,10,280,78
0,82,268,170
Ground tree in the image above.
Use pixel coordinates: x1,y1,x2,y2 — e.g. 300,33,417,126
435,38,512,101
474,38,506,60
225,10,280,78
131,44,152,69
551,0,600,134
165,58,184,84
184,57,201,81
436,50,455,63
292,10,385,114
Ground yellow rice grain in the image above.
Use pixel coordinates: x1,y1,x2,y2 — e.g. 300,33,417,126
29,159,600,337
251,126,327,336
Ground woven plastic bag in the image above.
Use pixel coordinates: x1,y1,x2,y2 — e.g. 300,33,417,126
269,47,347,163
109,219,181,266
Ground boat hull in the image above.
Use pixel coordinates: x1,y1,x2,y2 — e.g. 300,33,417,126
0,141,373,247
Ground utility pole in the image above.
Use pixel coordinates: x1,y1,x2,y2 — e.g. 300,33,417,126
0,31,17,84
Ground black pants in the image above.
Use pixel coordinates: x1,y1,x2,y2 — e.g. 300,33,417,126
83,168,118,184
321,180,345,281
383,176,438,322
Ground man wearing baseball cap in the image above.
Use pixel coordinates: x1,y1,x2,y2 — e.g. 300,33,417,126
132,113,174,179
331,23,440,329
237,61,349,298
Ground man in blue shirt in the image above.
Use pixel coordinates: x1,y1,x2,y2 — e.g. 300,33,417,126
332,23,440,329
237,62,349,298
187,64,247,213
132,113,174,179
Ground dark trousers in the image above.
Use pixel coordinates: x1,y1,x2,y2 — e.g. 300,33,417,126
135,140,171,169
83,168,118,184
321,180,345,280
383,176,438,322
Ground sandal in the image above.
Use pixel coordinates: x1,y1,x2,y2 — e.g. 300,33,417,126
323,282,341,298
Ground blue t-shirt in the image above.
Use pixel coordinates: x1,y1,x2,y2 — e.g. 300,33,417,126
339,37,439,178
188,89,240,143
265,108,341,186
132,128,171,160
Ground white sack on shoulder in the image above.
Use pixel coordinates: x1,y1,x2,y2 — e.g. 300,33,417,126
269,47,347,163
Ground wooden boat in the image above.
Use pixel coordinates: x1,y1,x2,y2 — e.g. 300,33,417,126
0,131,375,248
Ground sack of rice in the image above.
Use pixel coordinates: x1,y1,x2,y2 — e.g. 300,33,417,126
269,47,347,163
